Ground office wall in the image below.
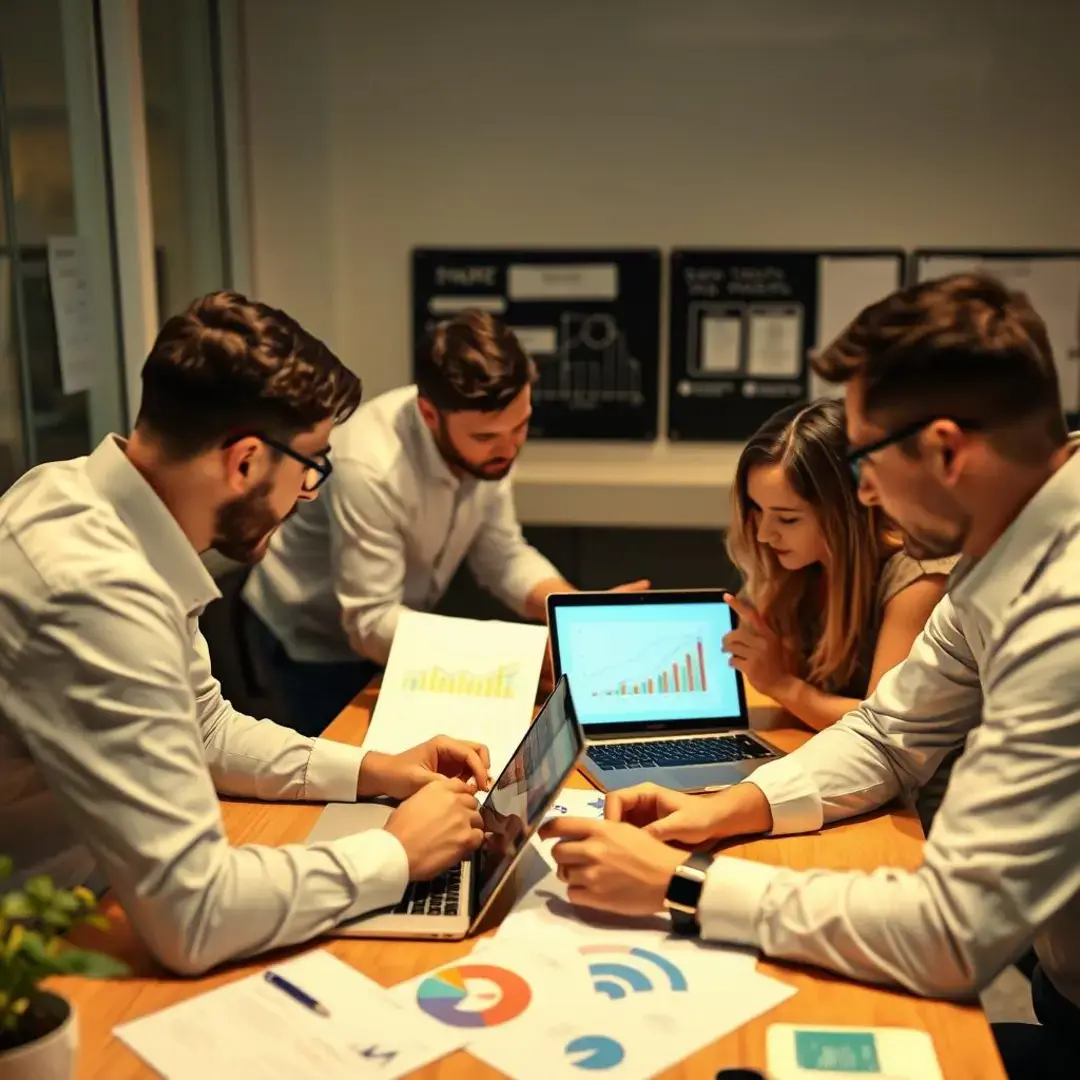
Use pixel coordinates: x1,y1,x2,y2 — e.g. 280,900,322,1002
242,0,1080,399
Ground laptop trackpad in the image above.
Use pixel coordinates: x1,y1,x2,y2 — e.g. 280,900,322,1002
601,764,749,793
305,800,394,845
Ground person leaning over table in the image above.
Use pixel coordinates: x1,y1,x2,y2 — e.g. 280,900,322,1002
540,273,1080,1080
0,292,491,976
722,398,954,731
243,308,649,735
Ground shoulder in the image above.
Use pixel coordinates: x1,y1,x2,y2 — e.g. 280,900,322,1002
333,386,418,471
877,550,959,606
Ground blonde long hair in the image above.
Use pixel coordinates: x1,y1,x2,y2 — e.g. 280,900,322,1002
726,400,900,692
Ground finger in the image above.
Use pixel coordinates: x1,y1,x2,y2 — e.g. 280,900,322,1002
463,827,485,852
455,790,480,810
611,578,651,593
723,592,767,631
566,885,611,911
645,811,705,845
548,839,597,867
457,748,491,790
539,816,605,842
467,808,484,831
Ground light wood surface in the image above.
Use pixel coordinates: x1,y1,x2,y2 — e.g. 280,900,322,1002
52,687,1006,1079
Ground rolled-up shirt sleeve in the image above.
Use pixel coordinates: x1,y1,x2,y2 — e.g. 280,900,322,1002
325,458,410,665
9,574,408,976
466,479,560,614
697,595,1080,999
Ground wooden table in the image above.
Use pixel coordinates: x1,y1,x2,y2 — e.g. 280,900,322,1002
53,688,1006,1079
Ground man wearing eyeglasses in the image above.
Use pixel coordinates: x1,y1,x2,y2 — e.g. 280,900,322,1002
539,274,1080,1079
0,292,493,975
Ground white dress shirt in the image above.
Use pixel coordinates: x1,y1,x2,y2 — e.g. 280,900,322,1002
698,446,1080,1007
0,437,408,974
244,386,560,665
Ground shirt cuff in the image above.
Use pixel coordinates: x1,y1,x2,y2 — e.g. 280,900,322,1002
697,855,779,947
305,738,366,802
743,754,824,836
332,828,410,919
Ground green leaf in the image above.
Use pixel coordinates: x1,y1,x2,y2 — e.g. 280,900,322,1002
82,914,110,932
50,892,80,915
0,893,33,920
41,908,73,933
22,876,55,906
0,856,12,881
49,948,129,979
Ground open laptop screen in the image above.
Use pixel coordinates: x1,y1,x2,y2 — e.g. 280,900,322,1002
548,594,745,731
474,677,583,911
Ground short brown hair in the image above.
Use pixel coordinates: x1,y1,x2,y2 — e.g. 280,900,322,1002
813,273,1065,445
137,291,362,459
415,309,535,413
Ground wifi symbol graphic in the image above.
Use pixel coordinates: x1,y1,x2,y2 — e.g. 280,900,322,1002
581,945,689,1000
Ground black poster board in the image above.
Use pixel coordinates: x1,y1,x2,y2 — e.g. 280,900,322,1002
412,248,660,440
667,249,904,441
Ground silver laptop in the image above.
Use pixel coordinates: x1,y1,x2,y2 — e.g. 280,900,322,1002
547,589,781,793
305,675,585,940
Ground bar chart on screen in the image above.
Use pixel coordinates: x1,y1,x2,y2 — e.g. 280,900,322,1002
589,637,709,699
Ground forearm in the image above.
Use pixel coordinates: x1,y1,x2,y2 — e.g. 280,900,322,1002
770,675,862,733
523,576,574,622
125,831,407,975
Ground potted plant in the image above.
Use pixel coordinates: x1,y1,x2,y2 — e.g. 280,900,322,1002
0,855,129,1080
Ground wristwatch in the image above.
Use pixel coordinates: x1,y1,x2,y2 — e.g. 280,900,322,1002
664,851,712,935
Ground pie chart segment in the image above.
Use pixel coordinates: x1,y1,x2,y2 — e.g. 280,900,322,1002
416,964,532,1028
566,1034,626,1070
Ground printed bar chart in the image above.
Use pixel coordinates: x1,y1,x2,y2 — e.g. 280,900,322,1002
598,640,709,698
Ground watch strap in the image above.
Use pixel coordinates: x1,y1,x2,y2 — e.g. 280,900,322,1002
664,851,712,936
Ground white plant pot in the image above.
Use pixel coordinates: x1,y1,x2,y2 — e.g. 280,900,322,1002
0,992,77,1080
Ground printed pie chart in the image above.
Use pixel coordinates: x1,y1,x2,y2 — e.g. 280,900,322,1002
416,964,532,1028
566,1035,626,1070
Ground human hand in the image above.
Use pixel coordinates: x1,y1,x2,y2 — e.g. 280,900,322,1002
722,593,797,696
609,578,651,594
537,817,686,916
384,779,484,879
608,780,772,844
358,736,491,801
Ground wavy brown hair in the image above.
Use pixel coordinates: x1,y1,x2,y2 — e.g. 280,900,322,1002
727,400,900,691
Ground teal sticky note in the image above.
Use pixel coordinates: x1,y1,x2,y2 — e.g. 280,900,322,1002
795,1030,881,1072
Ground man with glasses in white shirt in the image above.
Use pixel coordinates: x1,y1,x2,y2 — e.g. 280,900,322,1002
540,274,1080,1079
244,309,649,735
0,292,491,975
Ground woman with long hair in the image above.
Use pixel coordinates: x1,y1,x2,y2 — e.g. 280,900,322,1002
723,399,955,731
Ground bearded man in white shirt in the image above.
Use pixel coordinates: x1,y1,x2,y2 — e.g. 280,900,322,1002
244,308,648,735
540,273,1080,1080
0,291,491,975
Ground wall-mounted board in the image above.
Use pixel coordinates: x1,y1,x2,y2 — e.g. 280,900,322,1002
667,249,904,441
412,248,661,440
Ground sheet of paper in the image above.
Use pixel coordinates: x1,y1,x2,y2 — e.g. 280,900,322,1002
814,255,903,400
541,785,607,823
747,305,803,378
363,612,549,778
477,992,789,1080
115,950,461,1080
46,236,98,395
389,943,594,1049
700,313,743,373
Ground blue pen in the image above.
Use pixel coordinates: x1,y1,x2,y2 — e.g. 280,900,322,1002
264,970,330,1017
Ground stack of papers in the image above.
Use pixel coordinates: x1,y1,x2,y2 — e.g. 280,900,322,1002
361,612,549,780
115,951,464,1079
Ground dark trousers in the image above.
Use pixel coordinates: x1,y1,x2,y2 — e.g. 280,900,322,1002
994,965,1080,1080
247,612,379,737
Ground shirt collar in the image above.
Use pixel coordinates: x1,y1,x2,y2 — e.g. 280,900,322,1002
951,440,1080,619
85,436,220,616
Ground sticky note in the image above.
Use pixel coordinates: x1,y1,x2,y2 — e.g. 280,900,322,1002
795,1029,880,1072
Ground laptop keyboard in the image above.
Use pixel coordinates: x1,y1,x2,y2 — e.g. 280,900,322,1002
391,864,462,916
587,734,773,771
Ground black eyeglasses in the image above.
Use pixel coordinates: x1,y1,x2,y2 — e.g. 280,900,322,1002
846,417,983,482
223,432,333,492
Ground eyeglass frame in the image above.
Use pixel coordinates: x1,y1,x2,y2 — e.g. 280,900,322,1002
846,416,984,482
222,431,333,492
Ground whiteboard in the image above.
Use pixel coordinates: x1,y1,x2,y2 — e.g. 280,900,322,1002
812,254,905,400
915,252,1080,413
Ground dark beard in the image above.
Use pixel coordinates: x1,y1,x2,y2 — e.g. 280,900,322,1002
434,414,515,482
211,480,292,563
